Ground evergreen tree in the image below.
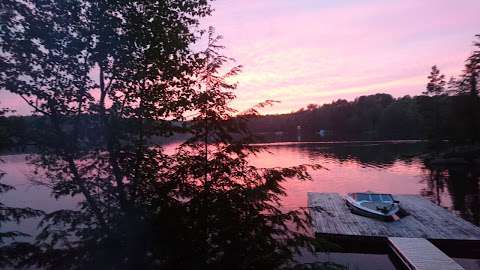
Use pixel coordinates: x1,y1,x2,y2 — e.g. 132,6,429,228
419,66,448,142
424,65,446,96
446,77,460,95
1,1,319,269
460,35,480,143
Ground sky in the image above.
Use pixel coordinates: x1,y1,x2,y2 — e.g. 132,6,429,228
2,0,480,115
204,0,480,114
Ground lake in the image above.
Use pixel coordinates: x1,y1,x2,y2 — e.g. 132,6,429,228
1,141,479,269
251,141,479,226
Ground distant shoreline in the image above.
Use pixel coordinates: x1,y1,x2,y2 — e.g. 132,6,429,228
0,139,430,156
250,139,427,146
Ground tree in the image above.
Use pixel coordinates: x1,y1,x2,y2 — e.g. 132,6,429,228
446,76,460,95
306,104,318,111
462,36,480,143
1,1,319,269
0,106,44,268
450,35,480,143
418,66,448,143
424,65,446,96
158,30,320,269
466,34,480,98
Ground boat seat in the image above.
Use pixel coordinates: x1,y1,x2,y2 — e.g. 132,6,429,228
361,201,393,211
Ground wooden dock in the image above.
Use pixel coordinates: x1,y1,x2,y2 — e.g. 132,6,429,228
388,237,464,270
308,193,480,240
308,193,480,270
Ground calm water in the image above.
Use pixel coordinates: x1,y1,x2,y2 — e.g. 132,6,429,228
251,141,480,270
251,141,479,226
1,141,479,269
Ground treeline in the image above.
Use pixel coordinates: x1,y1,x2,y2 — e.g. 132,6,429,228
247,93,477,142
2,35,479,147
248,93,423,141
2,92,478,149
248,36,480,143
0,115,187,153
2,91,479,149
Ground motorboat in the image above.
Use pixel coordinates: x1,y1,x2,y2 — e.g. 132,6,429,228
345,192,401,221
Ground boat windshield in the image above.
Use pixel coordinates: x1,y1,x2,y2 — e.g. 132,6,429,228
354,193,395,203
381,194,394,202
355,193,370,201
370,194,382,202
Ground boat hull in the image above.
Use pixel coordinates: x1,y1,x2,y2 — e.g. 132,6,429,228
345,194,400,221
346,200,398,221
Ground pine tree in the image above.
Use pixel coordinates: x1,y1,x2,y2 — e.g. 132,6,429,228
420,66,447,142
424,65,446,96
461,35,480,142
1,1,319,269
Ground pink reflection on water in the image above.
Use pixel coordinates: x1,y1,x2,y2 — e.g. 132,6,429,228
249,145,451,210
0,154,81,237
0,144,454,214
1,154,81,210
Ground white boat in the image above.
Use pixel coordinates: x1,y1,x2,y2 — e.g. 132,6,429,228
345,192,401,221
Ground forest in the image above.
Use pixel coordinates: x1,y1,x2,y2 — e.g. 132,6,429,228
2,61,480,150
248,60,480,143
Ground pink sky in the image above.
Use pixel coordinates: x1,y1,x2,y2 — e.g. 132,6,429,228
2,0,479,115
204,0,480,114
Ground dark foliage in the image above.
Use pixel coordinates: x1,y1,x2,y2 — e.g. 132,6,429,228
420,163,480,226
248,93,423,141
0,106,44,268
1,1,323,269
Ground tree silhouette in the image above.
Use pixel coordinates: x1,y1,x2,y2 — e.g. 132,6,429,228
445,35,480,143
424,65,446,96
461,35,480,143
418,65,448,143
0,106,44,268
1,1,320,269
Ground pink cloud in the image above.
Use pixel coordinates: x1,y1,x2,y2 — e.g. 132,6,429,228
3,1,479,115
204,0,480,114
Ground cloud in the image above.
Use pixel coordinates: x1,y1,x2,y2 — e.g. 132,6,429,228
3,0,480,115
205,0,480,114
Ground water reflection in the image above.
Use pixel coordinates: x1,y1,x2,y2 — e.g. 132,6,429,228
298,141,424,168
1,142,479,269
421,165,480,225
1,142,479,230
251,141,479,226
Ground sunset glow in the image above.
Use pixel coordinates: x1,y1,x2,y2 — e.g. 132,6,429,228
2,0,479,115
2,1,480,268
205,0,480,114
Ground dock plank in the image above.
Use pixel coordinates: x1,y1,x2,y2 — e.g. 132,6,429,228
307,193,480,240
388,237,464,270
